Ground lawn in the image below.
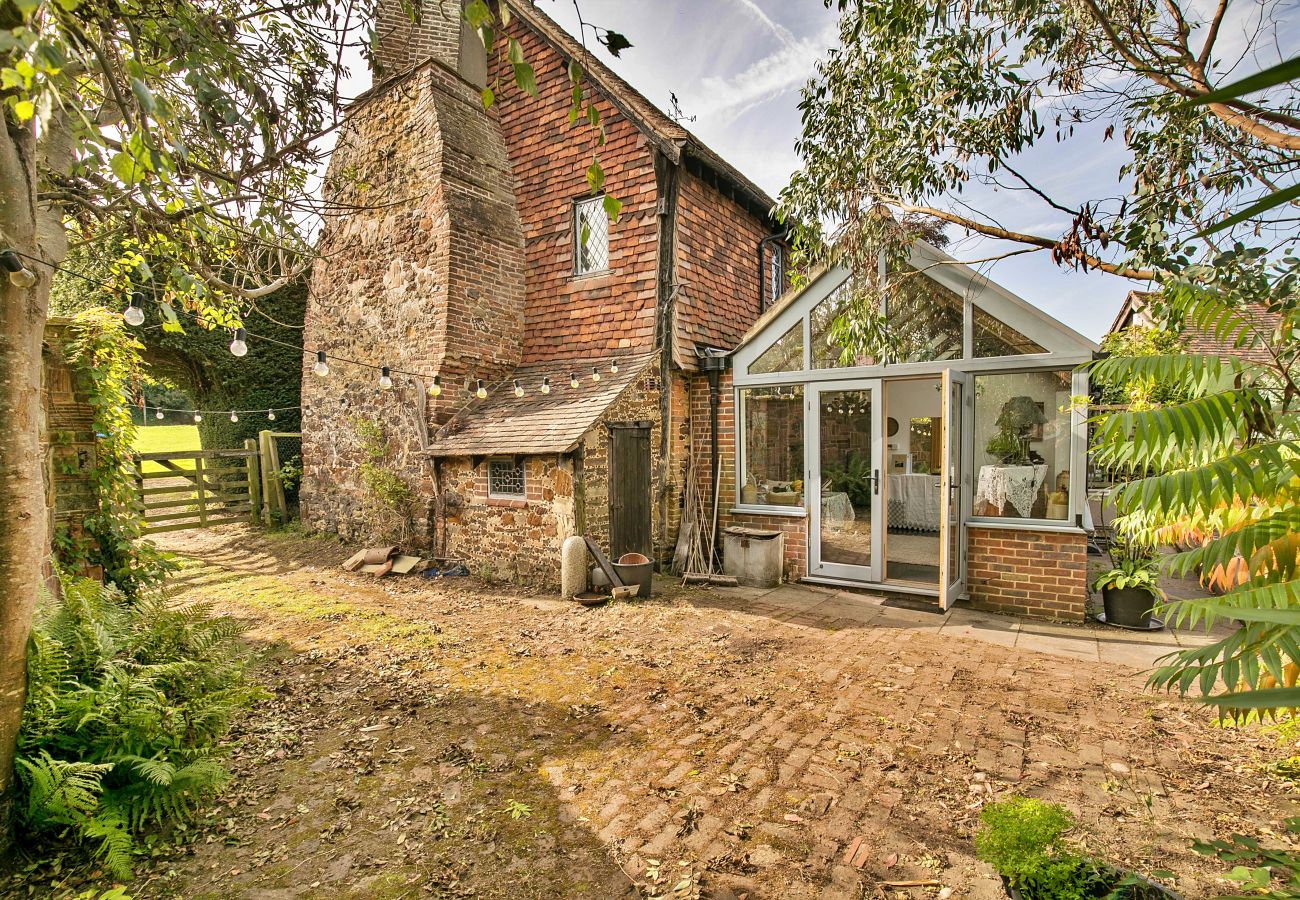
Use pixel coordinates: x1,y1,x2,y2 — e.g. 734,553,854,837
133,424,201,472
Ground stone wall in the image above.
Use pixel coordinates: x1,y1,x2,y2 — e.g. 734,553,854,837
300,59,525,544
42,320,101,581
967,527,1088,621
440,455,577,586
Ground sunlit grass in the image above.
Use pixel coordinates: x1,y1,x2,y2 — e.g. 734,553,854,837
133,424,201,472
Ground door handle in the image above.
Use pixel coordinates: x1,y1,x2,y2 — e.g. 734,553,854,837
872,468,880,496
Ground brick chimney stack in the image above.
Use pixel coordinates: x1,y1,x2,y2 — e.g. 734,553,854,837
373,0,487,85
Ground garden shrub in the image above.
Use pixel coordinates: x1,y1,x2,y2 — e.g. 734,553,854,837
16,575,260,878
975,797,1115,900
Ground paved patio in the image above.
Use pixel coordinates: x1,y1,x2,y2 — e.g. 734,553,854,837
693,577,1225,670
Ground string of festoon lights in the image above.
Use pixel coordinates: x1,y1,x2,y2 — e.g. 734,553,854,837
3,248,625,403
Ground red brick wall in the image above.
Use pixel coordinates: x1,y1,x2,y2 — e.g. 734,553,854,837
675,170,782,359
489,21,660,366
967,527,1087,621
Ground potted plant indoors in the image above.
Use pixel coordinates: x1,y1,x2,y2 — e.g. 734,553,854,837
1092,537,1165,629
986,396,1049,465
976,797,1180,900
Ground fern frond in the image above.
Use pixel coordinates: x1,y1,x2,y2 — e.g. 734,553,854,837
15,751,110,828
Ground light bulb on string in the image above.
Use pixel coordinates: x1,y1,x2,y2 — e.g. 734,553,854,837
513,379,524,398
229,327,248,357
569,372,579,389
155,410,164,420
229,411,239,423
540,377,551,395
123,292,146,327
379,366,393,390
475,379,488,400
313,350,329,377
193,412,203,424
0,250,36,288
591,366,601,383
267,409,276,422
609,360,619,375
428,375,442,397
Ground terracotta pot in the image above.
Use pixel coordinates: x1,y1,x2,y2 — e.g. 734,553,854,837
1101,585,1157,628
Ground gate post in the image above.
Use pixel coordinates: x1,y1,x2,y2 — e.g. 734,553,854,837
244,439,262,525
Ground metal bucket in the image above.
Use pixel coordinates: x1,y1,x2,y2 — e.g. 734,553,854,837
612,552,653,598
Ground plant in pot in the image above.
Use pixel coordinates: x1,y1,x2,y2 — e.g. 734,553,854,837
1093,537,1164,629
976,797,1179,900
987,395,1049,465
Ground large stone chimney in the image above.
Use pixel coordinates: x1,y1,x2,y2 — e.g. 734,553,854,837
373,0,487,86
299,5,524,543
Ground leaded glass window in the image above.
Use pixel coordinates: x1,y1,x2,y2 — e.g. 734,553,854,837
488,458,526,499
574,196,609,275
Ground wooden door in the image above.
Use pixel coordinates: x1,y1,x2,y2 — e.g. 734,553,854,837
609,422,652,561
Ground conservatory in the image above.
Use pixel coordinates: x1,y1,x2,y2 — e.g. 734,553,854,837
726,241,1098,615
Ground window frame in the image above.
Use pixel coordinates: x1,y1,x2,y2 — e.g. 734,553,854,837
573,195,610,277
768,243,784,305
733,383,808,516
487,456,527,501
964,366,1085,529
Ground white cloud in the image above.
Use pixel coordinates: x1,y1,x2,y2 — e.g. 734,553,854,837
684,21,837,125
721,0,796,47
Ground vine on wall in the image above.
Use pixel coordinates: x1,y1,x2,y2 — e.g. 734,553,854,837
58,308,174,594
353,417,414,543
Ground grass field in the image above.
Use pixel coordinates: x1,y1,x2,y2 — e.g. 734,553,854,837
133,424,201,472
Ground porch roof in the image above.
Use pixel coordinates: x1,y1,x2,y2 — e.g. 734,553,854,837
422,352,657,457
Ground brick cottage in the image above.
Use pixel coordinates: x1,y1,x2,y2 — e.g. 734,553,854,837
300,0,1098,619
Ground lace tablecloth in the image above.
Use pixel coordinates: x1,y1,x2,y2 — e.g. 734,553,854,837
887,474,941,531
975,464,1047,517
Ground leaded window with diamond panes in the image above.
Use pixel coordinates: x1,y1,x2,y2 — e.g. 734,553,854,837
574,196,609,275
488,458,526,499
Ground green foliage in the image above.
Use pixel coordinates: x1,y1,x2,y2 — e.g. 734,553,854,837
1194,817,1300,900
975,798,1117,900
17,576,257,878
1096,327,1190,409
354,417,414,541
823,451,873,507
61,309,175,595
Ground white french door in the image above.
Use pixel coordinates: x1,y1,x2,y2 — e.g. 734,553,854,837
938,369,970,608
808,380,884,582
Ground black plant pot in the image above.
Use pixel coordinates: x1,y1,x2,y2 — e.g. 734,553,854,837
1101,586,1158,628
1001,868,1181,900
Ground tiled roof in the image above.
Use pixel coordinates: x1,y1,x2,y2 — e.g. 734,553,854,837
1112,290,1280,363
506,1,775,215
423,352,656,456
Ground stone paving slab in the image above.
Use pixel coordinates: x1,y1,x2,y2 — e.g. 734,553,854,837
705,580,1222,669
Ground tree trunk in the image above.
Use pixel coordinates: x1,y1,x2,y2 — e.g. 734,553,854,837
0,114,64,853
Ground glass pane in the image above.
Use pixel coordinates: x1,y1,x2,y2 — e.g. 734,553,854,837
575,197,609,274
819,389,874,567
883,379,940,584
972,304,1047,357
811,281,877,369
884,269,964,363
972,370,1072,519
739,386,804,506
749,322,803,375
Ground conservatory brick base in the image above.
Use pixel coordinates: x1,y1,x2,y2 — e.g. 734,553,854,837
966,527,1088,622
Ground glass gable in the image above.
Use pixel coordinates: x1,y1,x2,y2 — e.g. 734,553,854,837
750,321,803,374
737,254,1090,378
973,304,1046,357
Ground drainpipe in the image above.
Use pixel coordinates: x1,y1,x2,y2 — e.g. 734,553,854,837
757,231,788,314
698,348,730,565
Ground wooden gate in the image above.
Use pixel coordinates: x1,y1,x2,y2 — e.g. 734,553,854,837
609,421,652,560
133,447,261,534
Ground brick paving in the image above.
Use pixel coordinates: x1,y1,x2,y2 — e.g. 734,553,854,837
134,526,1283,900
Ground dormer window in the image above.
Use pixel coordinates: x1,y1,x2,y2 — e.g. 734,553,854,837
574,195,609,276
